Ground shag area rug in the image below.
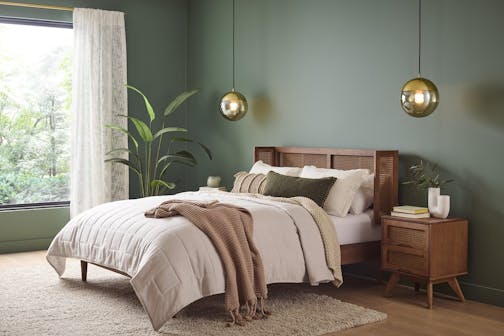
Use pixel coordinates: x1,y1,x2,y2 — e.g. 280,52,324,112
0,260,386,336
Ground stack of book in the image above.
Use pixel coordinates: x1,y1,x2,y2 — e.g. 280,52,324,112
391,206,430,219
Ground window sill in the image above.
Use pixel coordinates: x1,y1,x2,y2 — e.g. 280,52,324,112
0,202,70,212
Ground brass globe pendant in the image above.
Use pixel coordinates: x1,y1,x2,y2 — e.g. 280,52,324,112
401,0,439,118
400,77,439,117
220,90,248,121
219,0,247,121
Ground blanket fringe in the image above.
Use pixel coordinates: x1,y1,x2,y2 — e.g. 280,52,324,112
225,298,271,327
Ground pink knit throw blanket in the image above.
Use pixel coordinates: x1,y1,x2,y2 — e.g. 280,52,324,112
145,199,270,326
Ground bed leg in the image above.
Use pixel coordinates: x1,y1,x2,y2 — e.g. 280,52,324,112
81,260,88,282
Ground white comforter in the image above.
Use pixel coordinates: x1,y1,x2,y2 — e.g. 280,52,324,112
47,191,338,330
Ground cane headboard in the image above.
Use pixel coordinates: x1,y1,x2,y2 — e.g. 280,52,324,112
254,146,398,224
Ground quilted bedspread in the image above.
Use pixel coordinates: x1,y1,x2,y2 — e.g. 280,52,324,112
46,191,340,330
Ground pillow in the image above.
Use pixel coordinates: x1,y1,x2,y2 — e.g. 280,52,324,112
262,171,336,207
231,171,267,194
249,160,302,177
300,165,370,216
349,174,375,215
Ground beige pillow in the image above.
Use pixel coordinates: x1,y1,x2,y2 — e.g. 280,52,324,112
300,166,370,216
231,172,267,194
349,174,375,215
249,160,302,177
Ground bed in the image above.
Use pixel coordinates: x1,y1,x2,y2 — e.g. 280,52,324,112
46,146,398,330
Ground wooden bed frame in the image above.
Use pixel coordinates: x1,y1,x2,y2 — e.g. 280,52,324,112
80,146,398,280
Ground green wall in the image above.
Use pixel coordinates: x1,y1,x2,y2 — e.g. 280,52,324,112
0,0,189,252
187,0,504,306
1,0,503,307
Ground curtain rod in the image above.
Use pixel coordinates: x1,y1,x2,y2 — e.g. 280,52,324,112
0,1,127,14
0,1,73,12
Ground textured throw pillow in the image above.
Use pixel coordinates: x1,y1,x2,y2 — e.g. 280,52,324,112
262,171,336,207
300,165,370,217
231,171,267,194
249,160,302,177
349,174,375,215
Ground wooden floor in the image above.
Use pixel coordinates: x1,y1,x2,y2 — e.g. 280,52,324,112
1,251,503,335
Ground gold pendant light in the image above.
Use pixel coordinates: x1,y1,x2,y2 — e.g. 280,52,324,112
400,0,439,118
219,0,248,121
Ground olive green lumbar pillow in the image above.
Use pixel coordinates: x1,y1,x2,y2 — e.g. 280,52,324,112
262,171,337,207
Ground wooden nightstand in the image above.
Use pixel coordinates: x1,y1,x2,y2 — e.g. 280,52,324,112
381,215,468,308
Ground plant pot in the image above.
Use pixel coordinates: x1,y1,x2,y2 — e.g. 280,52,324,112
428,187,450,219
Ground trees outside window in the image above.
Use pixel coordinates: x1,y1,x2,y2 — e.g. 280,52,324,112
0,20,72,206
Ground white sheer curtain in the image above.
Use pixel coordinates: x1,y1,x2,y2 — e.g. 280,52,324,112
70,8,128,217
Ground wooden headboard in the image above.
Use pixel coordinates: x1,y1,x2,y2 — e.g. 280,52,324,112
254,147,398,224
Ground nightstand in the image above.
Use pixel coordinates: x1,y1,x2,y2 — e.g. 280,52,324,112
381,215,468,308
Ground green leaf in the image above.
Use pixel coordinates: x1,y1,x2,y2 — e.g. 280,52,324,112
157,152,197,166
120,116,153,142
197,142,212,160
151,179,175,190
159,162,173,178
127,85,155,122
170,137,193,143
174,150,197,163
105,125,139,151
105,158,141,176
164,89,199,117
153,127,188,140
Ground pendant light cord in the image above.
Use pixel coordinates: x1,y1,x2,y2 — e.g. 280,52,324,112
418,0,422,77
232,0,236,91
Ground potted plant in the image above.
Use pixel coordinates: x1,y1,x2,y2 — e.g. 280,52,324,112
403,160,453,218
105,85,211,197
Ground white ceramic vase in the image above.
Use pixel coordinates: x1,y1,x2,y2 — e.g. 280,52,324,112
207,176,221,188
428,187,450,219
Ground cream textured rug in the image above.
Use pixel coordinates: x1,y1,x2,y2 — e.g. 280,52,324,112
0,260,386,336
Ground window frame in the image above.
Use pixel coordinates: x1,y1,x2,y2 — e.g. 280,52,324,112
0,16,73,211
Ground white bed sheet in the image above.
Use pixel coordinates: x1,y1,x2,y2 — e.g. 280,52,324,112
330,209,380,245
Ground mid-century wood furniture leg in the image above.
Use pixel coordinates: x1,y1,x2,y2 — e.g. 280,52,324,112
384,272,400,297
414,282,420,292
81,260,88,282
427,281,433,309
448,277,465,302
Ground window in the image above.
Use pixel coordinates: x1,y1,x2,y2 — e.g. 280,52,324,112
0,19,72,208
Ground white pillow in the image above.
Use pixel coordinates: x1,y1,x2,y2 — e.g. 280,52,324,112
250,160,302,177
349,174,375,215
300,166,370,216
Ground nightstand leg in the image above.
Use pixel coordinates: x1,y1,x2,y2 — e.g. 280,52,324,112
427,281,433,309
384,272,400,297
414,282,420,292
448,277,465,302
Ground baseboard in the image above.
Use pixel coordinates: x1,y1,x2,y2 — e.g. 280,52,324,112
0,238,52,254
457,281,504,307
343,271,504,307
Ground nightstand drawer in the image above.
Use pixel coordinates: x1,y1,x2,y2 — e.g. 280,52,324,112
382,245,428,276
383,219,428,249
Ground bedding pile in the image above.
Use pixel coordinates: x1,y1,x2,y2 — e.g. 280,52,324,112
47,192,340,330
145,199,269,326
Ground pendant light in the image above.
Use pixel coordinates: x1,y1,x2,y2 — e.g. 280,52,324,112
400,0,439,118
219,0,248,121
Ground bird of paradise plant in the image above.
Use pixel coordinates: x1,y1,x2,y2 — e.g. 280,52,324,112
105,85,211,197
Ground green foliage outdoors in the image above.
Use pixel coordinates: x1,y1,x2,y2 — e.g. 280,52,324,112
106,86,211,197
0,24,71,205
